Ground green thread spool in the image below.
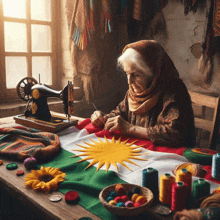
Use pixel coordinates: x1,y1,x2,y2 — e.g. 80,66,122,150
142,167,159,201
192,178,210,201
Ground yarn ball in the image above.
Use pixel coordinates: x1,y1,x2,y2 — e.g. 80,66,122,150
131,193,139,203
109,191,118,198
125,201,134,207
116,202,125,207
114,196,123,203
108,200,117,206
121,195,129,203
115,184,126,196
106,196,114,202
126,190,133,199
24,157,37,170
135,195,147,205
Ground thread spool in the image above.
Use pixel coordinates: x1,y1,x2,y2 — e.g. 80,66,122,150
159,173,175,205
192,178,210,201
142,167,159,201
176,168,192,192
212,153,220,179
171,181,189,211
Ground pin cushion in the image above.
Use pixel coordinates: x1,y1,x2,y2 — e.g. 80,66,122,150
99,183,153,216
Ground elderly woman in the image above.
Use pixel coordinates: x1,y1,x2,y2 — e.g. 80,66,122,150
91,40,195,148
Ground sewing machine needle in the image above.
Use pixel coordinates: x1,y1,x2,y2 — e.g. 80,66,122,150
92,102,97,111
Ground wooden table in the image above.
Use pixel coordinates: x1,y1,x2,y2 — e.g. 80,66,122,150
0,114,104,220
0,114,173,220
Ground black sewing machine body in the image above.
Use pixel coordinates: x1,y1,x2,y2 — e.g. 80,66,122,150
14,77,76,132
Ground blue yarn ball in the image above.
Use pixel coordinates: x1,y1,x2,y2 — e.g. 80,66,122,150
106,196,114,202
116,202,125,207
109,191,118,198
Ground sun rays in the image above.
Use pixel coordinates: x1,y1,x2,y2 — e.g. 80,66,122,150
71,136,149,172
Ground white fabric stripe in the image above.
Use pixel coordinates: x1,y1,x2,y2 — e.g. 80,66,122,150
57,126,220,192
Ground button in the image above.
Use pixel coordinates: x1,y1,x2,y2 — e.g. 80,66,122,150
50,195,62,202
6,163,18,170
16,170,24,176
65,191,80,204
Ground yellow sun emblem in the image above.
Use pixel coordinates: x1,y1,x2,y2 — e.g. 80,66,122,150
24,167,66,193
72,136,148,172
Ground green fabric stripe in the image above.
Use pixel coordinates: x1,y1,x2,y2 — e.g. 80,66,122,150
39,149,126,219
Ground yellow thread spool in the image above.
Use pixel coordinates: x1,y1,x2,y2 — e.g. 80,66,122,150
159,173,175,204
176,168,192,192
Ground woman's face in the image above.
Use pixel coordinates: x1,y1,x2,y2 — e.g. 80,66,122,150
124,63,154,93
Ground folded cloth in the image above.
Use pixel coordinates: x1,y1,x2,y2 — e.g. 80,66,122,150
200,193,220,210
173,209,203,220
0,126,60,162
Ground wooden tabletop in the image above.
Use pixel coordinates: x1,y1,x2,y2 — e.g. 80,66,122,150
0,113,173,220
0,113,103,220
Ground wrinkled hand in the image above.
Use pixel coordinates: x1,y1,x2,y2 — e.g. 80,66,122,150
91,110,107,128
104,115,132,135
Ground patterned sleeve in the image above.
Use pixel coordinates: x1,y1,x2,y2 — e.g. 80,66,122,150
105,93,129,119
146,96,192,147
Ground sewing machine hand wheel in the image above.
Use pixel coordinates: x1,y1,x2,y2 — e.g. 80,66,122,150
16,77,38,101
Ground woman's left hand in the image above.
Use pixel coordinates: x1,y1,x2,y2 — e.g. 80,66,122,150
104,115,132,135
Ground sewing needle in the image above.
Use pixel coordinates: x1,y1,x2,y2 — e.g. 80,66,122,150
92,102,97,111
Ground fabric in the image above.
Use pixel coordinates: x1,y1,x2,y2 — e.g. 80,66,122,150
213,0,220,37
200,193,220,209
0,126,60,162
106,40,195,148
173,209,203,220
181,0,199,15
173,162,207,178
197,0,217,88
37,119,220,219
65,0,129,102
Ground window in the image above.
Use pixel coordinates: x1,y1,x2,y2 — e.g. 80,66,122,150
0,0,59,102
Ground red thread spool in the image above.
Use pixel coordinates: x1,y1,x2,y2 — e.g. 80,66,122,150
171,181,189,211
176,168,192,193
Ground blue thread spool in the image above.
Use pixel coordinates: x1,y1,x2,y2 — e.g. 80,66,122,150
142,167,159,201
212,153,220,179
192,178,210,201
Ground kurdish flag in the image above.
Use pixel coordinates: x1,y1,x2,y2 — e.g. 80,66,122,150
39,119,220,219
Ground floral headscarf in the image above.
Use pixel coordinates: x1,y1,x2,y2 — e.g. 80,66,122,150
122,40,179,114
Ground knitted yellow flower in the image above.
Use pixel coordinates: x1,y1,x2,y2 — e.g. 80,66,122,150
24,167,66,193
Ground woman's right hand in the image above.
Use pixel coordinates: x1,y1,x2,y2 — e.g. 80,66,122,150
91,110,107,128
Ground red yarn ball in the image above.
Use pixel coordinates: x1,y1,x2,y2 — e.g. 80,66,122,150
121,195,129,203
114,196,123,203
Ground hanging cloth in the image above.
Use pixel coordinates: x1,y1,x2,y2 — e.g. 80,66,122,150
66,0,114,51
181,0,199,15
65,0,128,101
197,0,216,88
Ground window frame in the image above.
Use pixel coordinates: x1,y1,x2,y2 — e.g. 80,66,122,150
0,0,60,103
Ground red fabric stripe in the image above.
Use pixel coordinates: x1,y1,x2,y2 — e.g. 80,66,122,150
76,119,185,155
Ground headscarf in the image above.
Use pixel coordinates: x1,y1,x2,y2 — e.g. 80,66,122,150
122,40,179,114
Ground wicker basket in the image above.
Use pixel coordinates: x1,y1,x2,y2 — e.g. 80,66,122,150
99,183,154,216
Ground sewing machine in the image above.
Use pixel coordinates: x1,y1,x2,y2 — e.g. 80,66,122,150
14,77,78,132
